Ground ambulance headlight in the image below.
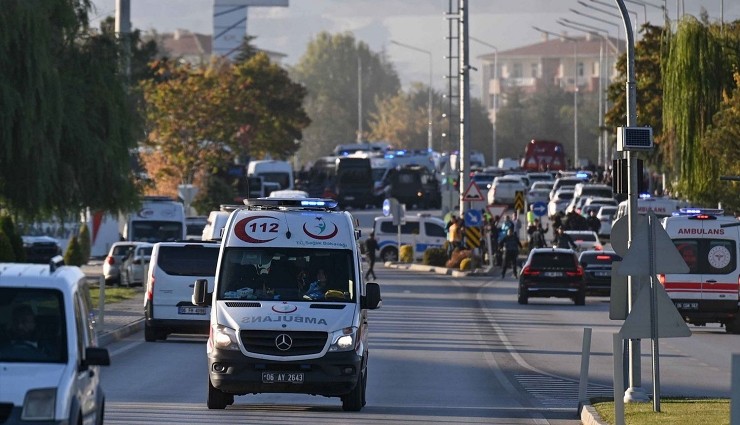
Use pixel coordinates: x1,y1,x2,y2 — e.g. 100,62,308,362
329,327,357,352
213,325,239,350
22,388,55,421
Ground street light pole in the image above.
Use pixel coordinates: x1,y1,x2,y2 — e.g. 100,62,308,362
390,40,434,152
532,27,579,168
470,37,498,167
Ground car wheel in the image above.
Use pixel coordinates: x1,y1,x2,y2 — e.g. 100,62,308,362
517,287,528,305
207,378,230,409
144,323,158,342
574,291,586,306
725,316,740,334
341,368,365,411
380,247,398,262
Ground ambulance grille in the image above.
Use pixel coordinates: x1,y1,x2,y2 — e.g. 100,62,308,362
225,301,261,308
241,330,328,356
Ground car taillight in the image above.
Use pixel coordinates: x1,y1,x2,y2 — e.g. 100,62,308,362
146,275,155,301
521,266,540,276
595,246,603,251
566,266,584,277
596,255,611,261
658,274,665,284
106,256,114,265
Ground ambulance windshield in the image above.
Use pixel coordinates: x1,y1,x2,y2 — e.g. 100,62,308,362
217,248,356,302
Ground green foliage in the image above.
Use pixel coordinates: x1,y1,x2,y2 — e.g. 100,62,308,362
0,216,24,262
64,236,85,267
192,174,236,215
0,230,15,262
399,245,413,263
291,32,401,164
422,247,448,267
78,223,91,263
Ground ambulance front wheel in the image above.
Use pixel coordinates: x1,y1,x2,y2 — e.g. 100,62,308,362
380,247,398,262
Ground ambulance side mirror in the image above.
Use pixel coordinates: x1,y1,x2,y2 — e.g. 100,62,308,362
192,279,211,306
362,282,382,310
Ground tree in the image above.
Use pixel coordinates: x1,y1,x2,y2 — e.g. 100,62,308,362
140,53,309,197
78,223,91,264
0,230,14,262
495,88,528,160
662,17,735,201
291,32,401,165
64,236,85,267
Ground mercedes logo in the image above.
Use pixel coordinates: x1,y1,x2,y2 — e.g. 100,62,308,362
275,334,293,351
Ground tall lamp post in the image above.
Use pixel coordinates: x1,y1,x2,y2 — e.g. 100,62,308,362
390,40,434,152
470,37,498,167
532,27,579,168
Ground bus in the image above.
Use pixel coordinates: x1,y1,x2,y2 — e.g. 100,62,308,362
521,139,567,171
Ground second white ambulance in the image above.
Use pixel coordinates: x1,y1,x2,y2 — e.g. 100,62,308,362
660,208,740,333
192,198,381,411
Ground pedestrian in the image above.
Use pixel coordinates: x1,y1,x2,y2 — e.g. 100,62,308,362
526,204,536,228
586,209,601,234
364,232,378,280
553,227,577,250
531,220,549,249
447,216,463,258
501,228,522,279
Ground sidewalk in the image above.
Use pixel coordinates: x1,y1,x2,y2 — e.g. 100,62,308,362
82,261,145,347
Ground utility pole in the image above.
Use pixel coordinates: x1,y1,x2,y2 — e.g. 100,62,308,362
115,0,131,81
458,0,471,219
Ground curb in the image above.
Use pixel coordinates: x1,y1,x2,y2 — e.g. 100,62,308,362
97,319,144,347
580,403,608,425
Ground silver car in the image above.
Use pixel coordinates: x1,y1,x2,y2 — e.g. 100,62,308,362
119,243,154,287
103,241,139,284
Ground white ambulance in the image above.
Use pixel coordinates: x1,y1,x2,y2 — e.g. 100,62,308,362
192,198,382,411
659,208,740,333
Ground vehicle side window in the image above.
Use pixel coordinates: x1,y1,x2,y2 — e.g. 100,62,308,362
74,296,87,362
400,222,420,235
425,222,446,238
674,239,700,274
379,222,396,234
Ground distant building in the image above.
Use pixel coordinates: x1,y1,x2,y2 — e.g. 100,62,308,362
147,29,286,67
477,32,624,123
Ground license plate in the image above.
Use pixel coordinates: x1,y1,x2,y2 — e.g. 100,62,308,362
595,271,610,277
178,306,206,315
675,302,698,310
544,272,562,277
262,372,304,384
345,196,355,200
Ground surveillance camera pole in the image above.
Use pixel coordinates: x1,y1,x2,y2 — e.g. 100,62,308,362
615,0,649,404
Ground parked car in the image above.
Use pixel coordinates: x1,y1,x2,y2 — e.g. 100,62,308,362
373,214,446,262
526,187,551,205
518,248,586,305
119,242,153,287
596,205,617,237
488,176,528,206
21,235,62,264
564,230,603,252
578,250,621,296
547,188,575,217
103,241,139,285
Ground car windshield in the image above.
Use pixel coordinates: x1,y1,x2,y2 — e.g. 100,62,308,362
0,288,67,364
530,252,577,268
217,248,356,302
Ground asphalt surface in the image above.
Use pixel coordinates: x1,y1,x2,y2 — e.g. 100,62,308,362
82,259,606,425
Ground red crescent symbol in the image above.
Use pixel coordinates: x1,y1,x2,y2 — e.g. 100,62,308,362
234,216,278,243
302,223,339,240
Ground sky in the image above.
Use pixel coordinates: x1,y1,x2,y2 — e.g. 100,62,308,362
90,0,740,99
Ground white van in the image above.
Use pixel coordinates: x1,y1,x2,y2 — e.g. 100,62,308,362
191,198,382,411
144,241,220,341
247,160,294,191
660,208,740,333
202,205,240,241
0,259,110,424
123,196,186,242
373,214,447,262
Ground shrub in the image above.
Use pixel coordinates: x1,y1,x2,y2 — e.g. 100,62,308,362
446,249,481,270
423,247,447,267
0,230,15,262
0,215,24,261
399,245,414,263
64,236,85,266
78,223,91,264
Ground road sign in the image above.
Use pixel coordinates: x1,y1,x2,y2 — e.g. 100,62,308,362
532,201,547,217
486,204,507,219
462,181,485,201
514,191,525,212
464,209,482,227
619,282,691,339
465,226,481,249
616,211,689,276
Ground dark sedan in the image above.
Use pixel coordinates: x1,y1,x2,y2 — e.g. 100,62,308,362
578,250,622,296
518,248,586,305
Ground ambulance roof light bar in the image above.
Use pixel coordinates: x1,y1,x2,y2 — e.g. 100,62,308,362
244,198,339,211
672,207,724,218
